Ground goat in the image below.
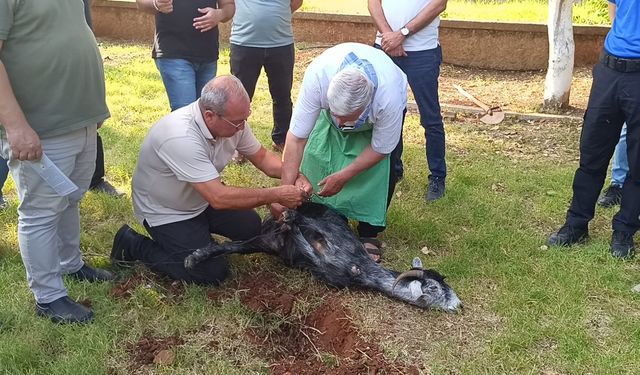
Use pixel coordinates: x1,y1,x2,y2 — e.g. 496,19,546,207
185,202,462,312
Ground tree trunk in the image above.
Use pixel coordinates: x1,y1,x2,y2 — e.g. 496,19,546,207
543,0,575,110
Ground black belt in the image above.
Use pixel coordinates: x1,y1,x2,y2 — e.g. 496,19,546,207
600,51,640,73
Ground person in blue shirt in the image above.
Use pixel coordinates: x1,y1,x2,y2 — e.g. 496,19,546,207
547,0,640,258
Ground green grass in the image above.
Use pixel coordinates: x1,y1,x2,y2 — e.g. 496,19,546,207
301,0,609,25
0,42,638,374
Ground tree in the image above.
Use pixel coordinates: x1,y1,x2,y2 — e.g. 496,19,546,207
543,0,574,110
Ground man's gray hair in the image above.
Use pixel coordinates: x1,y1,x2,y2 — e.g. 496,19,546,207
327,68,374,116
199,75,249,116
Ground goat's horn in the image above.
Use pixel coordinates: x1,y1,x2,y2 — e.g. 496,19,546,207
392,270,424,291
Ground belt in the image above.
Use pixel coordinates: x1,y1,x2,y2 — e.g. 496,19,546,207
600,51,640,73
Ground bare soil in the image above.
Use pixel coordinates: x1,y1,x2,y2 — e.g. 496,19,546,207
208,270,421,374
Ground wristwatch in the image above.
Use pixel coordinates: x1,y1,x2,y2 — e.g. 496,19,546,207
400,26,410,37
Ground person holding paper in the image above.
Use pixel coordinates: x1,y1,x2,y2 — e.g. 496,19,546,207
0,0,112,324
111,76,311,285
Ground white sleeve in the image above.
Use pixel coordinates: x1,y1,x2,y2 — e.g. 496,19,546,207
289,67,323,139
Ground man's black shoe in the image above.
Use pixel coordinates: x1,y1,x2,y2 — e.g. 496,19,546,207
610,230,635,258
68,264,114,282
111,224,139,266
597,184,622,207
35,296,93,324
547,224,589,247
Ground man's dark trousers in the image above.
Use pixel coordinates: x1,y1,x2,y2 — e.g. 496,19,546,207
127,207,262,285
230,43,294,146
566,62,640,233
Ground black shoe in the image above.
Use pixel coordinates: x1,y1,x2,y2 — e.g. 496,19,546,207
425,176,445,202
111,224,139,266
68,264,114,282
547,224,589,247
597,184,622,207
35,296,93,324
90,180,125,197
610,230,635,258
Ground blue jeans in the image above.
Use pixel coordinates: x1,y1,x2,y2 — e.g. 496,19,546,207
155,58,218,111
611,123,628,186
389,45,446,179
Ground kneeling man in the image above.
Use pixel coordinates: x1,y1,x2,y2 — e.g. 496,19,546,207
112,76,310,284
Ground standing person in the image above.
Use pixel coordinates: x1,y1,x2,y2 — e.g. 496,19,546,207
277,43,408,262
229,0,303,152
83,0,125,197
135,0,235,112
0,0,113,324
368,0,448,201
111,76,310,284
597,124,628,207
547,0,640,259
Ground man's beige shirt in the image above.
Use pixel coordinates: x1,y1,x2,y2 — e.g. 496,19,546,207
132,101,261,227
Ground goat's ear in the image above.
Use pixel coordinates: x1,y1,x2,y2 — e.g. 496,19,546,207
412,257,423,269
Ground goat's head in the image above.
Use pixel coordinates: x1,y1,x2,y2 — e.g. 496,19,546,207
392,257,462,312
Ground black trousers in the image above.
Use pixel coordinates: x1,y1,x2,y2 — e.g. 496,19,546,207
566,62,640,233
128,207,262,285
230,43,294,145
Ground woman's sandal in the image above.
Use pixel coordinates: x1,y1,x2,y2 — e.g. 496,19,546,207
360,237,384,263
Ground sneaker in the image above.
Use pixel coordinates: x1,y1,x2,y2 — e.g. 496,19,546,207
90,180,125,197
597,184,622,207
0,195,7,210
425,176,445,202
68,264,114,282
36,296,93,324
547,224,589,247
610,230,635,258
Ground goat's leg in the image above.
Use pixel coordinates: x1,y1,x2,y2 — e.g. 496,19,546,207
184,233,281,269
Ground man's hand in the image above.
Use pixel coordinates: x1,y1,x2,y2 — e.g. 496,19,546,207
385,44,407,57
380,31,405,52
155,0,173,13
317,171,348,197
275,185,306,208
6,125,42,161
193,7,222,32
294,173,313,197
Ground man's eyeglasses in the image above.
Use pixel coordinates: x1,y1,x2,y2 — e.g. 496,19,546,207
217,113,247,129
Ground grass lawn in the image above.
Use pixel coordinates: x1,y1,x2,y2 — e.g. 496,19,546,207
0,41,638,374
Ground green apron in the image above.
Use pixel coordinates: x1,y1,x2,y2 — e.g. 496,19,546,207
300,109,390,226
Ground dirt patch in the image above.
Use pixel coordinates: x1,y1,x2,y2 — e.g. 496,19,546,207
127,333,184,368
111,273,185,301
231,271,419,374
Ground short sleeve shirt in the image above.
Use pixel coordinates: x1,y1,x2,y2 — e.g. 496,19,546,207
289,43,408,154
374,0,441,51
0,0,109,137
605,0,640,58
230,0,294,48
132,101,262,226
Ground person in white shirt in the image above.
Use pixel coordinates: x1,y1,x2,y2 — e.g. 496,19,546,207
369,0,448,201
277,43,408,262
